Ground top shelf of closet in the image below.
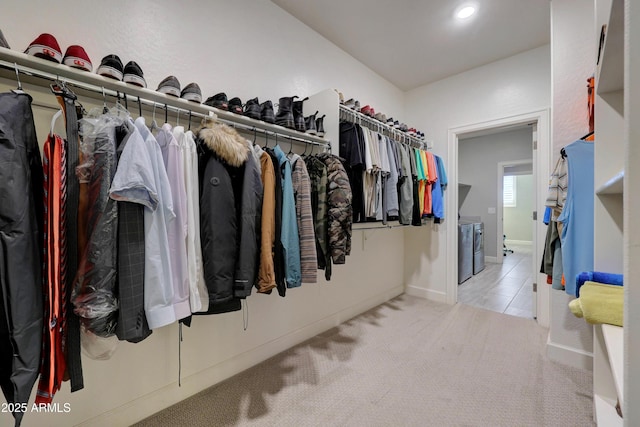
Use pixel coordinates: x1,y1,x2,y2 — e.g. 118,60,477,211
596,0,623,96
339,104,430,149
0,47,330,145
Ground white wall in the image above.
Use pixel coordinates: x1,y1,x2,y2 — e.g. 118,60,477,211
504,174,534,243
547,0,595,370
458,128,533,258
0,1,408,426
402,45,551,302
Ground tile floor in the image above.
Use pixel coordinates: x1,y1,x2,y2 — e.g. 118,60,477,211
458,243,534,319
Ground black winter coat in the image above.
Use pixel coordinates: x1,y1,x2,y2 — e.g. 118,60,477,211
197,123,262,314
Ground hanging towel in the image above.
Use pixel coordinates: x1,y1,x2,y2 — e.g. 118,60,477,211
575,271,623,297
568,281,623,326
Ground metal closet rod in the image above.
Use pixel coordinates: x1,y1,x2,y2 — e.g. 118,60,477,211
339,105,428,150
352,223,407,231
0,57,330,148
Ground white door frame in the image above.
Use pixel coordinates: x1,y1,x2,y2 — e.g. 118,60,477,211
446,109,550,327
497,159,533,265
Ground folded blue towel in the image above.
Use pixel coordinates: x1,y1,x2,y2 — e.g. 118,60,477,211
575,271,623,297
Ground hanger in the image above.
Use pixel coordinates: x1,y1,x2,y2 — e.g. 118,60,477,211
188,110,192,131
150,102,159,131
580,131,594,140
252,127,257,145
50,109,63,137
176,108,180,127
287,137,293,154
137,96,142,118
164,104,168,124
12,63,24,94
102,87,108,113
263,131,269,149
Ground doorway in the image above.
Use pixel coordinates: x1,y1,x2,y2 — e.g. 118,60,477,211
446,109,550,327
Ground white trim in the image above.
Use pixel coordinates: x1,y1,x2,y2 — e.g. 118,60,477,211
158,86,180,97
505,239,533,246
124,73,147,88
96,65,123,81
447,108,550,328
485,256,498,263
181,92,202,103
546,334,594,371
405,285,447,303
25,44,62,63
78,285,405,427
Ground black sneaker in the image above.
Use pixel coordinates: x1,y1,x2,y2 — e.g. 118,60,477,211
244,97,261,120
260,100,275,123
96,54,124,81
204,92,228,110
180,82,202,103
123,61,146,88
157,75,180,97
228,97,243,115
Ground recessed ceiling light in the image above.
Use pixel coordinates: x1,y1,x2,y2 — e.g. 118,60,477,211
456,6,476,20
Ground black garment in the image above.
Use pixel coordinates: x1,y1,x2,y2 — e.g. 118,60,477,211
0,92,44,427
114,122,151,343
265,148,286,297
339,122,365,223
411,175,422,226
197,124,262,314
58,91,83,392
72,119,119,337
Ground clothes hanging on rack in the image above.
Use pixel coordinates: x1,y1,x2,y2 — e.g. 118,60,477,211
557,139,594,296
265,147,287,296
289,153,318,284
196,122,262,314
305,154,332,280
254,145,278,293
0,91,44,427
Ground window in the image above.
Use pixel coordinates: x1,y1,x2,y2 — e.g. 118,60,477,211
503,175,516,207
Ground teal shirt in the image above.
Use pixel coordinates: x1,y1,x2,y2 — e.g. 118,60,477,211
274,145,302,288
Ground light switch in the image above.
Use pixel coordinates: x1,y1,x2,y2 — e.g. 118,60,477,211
488,207,496,214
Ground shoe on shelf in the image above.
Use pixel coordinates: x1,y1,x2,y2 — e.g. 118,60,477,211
360,105,372,116
228,97,243,115
305,111,318,135
244,97,261,120
260,100,275,123
354,100,361,111
63,45,92,72
408,128,417,136
386,117,394,127
316,114,326,137
157,75,181,97
275,96,297,129
123,61,146,88
96,54,124,80
344,98,355,109
400,123,408,132
204,92,229,110
181,82,202,103
292,96,308,132
25,33,62,63
393,120,400,129
0,29,10,49
335,89,345,104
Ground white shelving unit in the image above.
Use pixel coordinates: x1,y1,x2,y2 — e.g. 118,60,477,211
593,0,626,424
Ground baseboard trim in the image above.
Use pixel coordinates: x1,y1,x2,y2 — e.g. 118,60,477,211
485,256,498,263
79,285,405,427
505,239,533,246
546,335,593,371
405,285,447,303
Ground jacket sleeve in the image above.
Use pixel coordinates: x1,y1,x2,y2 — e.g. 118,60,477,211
326,156,353,264
234,154,263,298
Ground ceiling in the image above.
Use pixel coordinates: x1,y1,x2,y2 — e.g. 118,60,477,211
271,0,550,91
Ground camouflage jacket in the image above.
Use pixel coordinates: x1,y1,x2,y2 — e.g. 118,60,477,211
317,153,353,265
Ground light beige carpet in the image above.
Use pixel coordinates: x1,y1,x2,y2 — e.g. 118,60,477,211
134,295,594,427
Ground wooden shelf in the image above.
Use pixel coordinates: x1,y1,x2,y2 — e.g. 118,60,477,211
602,324,624,404
596,170,624,195
595,394,623,426
596,0,624,96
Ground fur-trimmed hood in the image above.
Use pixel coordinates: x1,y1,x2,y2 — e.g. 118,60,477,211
198,122,249,167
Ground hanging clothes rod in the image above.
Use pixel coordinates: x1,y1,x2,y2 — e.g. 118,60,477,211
0,47,331,147
352,223,407,231
339,104,429,150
